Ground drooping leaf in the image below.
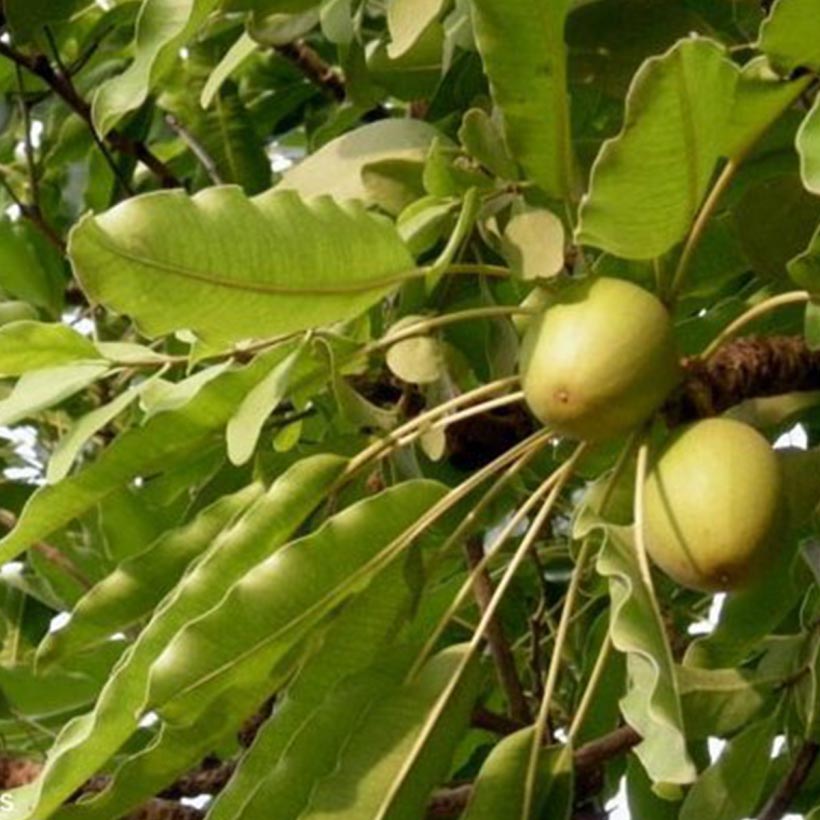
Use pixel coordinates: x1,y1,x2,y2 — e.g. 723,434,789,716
0,220,64,313
596,525,696,786
146,480,447,723
577,38,738,259
758,0,820,74
0,322,99,377
0,345,293,564
8,455,346,820
0,363,110,428
68,188,415,345
462,729,573,820
679,713,779,820
37,483,264,667
471,0,572,199
91,0,221,135
387,0,447,59
279,119,442,202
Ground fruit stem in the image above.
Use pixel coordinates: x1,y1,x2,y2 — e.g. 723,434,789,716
700,290,811,359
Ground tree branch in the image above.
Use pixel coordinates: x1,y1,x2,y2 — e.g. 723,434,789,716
0,40,180,188
757,740,820,820
274,40,346,102
463,536,532,724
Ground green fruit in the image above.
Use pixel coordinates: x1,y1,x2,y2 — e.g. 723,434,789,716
643,418,783,592
519,277,680,441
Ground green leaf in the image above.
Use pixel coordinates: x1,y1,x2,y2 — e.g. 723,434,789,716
147,480,447,723
387,0,447,59
91,0,221,135
626,755,680,820
678,665,780,739
9,455,346,820
472,0,572,198
301,644,480,820
462,729,573,820
3,0,85,39
679,713,779,820
596,525,696,786
37,483,264,667
0,363,110,428
577,38,738,259
0,220,64,313
797,93,820,196
208,557,428,819
385,316,445,385
68,188,415,346
758,0,820,74
226,343,309,465
200,32,258,108
0,322,99,377
458,108,518,181
279,119,442,202
0,346,292,563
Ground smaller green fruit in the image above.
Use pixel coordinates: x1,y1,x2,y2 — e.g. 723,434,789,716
519,277,680,441
643,418,783,592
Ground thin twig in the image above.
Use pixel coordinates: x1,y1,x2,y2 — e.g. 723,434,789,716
274,40,346,102
757,740,820,820
165,113,225,185
463,535,532,724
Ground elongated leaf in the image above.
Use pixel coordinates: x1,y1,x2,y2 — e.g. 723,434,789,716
679,713,779,820
0,346,293,564
37,483,263,667
0,363,110,427
46,372,164,484
798,94,820,196
279,119,442,202
301,644,480,820
759,0,820,74
201,32,258,108
226,343,309,465
69,188,415,345
147,480,447,722
8,455,345,820
0,322,99,377
472,0,572,199
209,557,426,819
462,729,573,820
577,38,738,259
597,525,696,785
91,0,220,135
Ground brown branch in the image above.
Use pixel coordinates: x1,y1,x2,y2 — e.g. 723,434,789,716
470,705,524,736
274,40,346,102
0,509,91,589
757,740,820,820
463,536,531,724
666,335,820,425
164,114,224,186
0,40,179,188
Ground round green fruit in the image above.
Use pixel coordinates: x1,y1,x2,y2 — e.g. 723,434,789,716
643,418,783,592
519,277,680,441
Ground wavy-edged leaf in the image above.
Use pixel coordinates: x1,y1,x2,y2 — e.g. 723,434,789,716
758,0,820,74
462,728,573,820
472,0,572,199
679,713,779,820
8,455,345,820
278,119,442,202
301,644,480,820
68,187,415,346
798,94,820,196
37,483,264,667
91,0,220,135
577,38,738,259
0,363,110,428
208,556,427,819
0,322,99,377
0,345,293,564
147,480,448,723
596,524,696,786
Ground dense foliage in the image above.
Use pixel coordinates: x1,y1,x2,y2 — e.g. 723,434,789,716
0,1,818,819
